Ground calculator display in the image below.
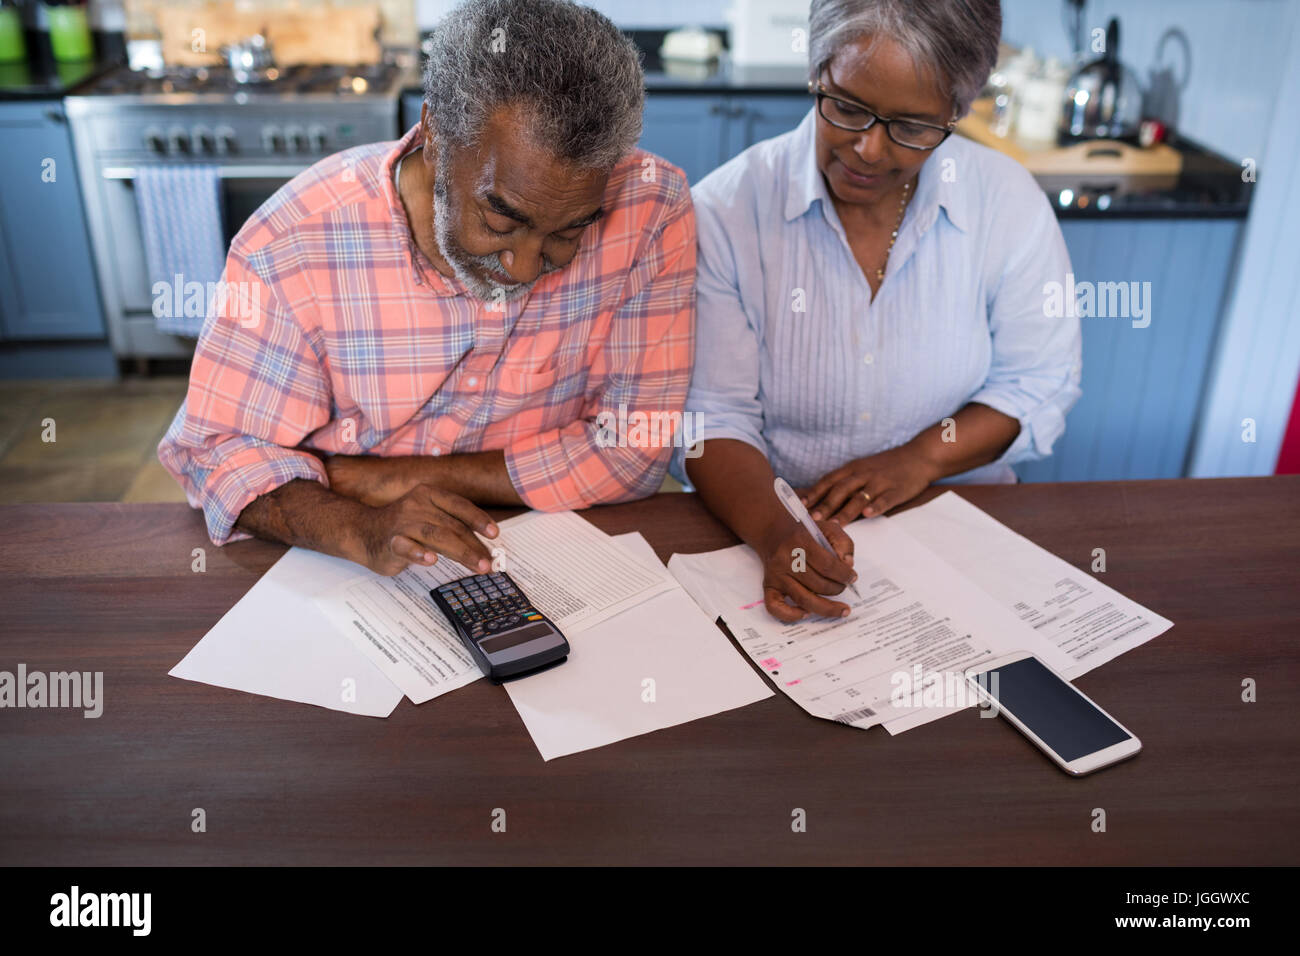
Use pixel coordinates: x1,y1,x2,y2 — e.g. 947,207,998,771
480,623,555,654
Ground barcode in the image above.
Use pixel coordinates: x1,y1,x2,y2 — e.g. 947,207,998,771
833,706,877,724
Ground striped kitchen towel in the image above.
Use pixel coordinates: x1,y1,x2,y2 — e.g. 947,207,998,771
134,164,227,338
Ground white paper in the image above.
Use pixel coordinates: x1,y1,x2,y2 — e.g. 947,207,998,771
668,516,1075,731
891,492,1174,677
169,547,404,718
881,491,1174,735
504,533,773,761
314,510,677,704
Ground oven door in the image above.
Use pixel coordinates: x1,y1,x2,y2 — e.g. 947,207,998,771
97,164,305,317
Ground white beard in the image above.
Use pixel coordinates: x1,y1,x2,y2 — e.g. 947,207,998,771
432,152,546,303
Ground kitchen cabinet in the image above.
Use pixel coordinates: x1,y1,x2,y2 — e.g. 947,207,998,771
1017,217,1242,482
638,95,723,185
400,89,422,134
0,100,104,340
640,92,809,183
401,88,811,186
719,94,813,163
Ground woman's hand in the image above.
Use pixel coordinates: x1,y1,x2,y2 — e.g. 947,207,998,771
799,445,939,524
324,454,414,509
757,517,857,623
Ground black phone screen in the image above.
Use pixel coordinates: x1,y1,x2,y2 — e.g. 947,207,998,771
975,657,1132,762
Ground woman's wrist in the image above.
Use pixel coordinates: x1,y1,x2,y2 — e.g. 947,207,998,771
751,508,797,558
687,439,789,556
902,404,1022,482
899,435,949,483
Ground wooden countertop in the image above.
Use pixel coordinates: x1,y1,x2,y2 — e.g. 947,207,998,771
1,477,1296,865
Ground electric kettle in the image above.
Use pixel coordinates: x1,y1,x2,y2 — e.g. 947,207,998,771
1060,17,1143,143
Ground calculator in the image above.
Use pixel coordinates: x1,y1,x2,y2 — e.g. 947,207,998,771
429,571,570,683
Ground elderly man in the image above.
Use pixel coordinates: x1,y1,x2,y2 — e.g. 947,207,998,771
158,0,696,576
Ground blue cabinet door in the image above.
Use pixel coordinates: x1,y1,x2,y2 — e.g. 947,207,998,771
400,90,423,135
1017,218,1241,482
638,95,727,185
722,94,812,163
0,101,105,340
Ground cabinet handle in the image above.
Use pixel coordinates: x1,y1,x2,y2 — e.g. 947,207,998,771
45,109,66,124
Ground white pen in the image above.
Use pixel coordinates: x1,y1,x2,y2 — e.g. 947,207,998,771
773,476,862,601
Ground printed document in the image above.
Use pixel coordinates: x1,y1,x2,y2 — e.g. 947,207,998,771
169,547,404,717
669,516,1076,730
314,510,676,704
882,491,1173,733
668,493,1171,735
505,533,772,760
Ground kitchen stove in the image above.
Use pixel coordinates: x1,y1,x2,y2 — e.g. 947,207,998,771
65,58,415,360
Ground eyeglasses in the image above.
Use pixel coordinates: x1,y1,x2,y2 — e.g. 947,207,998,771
809,79,955,151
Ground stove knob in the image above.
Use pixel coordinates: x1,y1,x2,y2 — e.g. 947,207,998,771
144,127,166,153
167,126,190,155
262,125,284,153
214,126,237,155
191,125,214,155
308,125,327,152
285,125,308,154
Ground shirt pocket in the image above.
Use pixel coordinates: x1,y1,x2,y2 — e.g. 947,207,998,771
496,364,560,401
488,359,589,425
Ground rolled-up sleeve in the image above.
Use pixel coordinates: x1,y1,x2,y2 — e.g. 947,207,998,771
971,188,1082,466
157,249,333,546
668,191,767,484
504,184,697,510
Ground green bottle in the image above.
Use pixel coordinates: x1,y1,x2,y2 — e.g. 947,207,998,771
0,3,27,65
46,1,93,63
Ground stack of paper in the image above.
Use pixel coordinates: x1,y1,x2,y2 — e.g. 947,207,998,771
170,510,771,759
170,491,1170,753
667,491,1173,735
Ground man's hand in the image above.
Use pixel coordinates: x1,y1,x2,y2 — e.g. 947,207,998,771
757,516,857,623
799,445,939,525
325,454,413,508
352,483,500,577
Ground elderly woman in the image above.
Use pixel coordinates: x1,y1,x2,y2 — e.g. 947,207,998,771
677,0,1080,621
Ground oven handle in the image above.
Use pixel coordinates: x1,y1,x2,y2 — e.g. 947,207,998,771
101,165,308,180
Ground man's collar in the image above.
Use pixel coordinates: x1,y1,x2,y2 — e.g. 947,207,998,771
785,107,968,234
383,123,464,297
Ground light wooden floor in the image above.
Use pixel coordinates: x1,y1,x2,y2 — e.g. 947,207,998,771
0,375,683,504
0,376,191,504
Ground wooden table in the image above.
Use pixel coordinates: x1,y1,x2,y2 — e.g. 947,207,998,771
1,477,1297,865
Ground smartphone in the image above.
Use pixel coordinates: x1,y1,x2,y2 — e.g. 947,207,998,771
964,652,1141,776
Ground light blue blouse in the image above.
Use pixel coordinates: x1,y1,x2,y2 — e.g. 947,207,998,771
673,107,1081,488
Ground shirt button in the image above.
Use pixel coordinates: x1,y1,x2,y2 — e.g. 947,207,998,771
431,447,442,456
863,353,874,365
467,376,478,387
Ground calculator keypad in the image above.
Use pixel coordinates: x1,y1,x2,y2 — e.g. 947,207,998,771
436,572,546,641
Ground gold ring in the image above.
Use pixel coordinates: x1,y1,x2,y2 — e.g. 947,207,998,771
860,490,872,502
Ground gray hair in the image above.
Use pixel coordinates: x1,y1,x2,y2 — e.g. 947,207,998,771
808,0,1001,118
422,0,645,170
